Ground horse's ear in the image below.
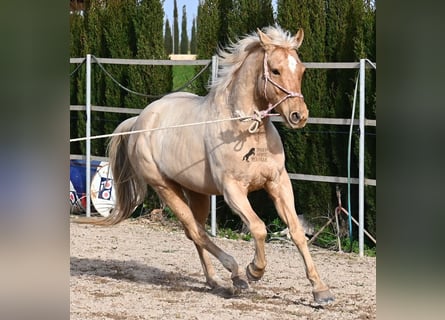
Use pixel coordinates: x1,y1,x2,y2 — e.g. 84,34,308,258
258,28,273,50
294,28,304,49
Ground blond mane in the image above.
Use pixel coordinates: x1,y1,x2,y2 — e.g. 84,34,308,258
210,25,301,92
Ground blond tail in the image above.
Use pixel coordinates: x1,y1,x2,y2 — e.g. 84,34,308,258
73,116,147,225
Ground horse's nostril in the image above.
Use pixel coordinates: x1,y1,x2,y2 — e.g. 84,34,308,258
291,112,301,123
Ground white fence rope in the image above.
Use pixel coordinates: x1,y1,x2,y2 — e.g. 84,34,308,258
69,114,254,143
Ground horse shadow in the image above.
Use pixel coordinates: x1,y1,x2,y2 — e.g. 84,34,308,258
70,257,246,298
70,256,327,308
71,256,231,297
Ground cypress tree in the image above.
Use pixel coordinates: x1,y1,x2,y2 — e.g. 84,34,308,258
84,0,109,156
324,0,376,242
126,0,172,107
276,0,295,32
350,0,376,240
190,18,197,54
164,18,173,54
299,0,332,223
277,0,334,223
349,0,376,243
140,0,172,91
196,0,221,95
69,10,86,155
180,5,189,53
173,0,179,54
259,0,275,27
228,0,274,39
197,0,221,56
324,0,351,190
276,0,308,213
70,0,171,157
97,0,135,156
217,0,234,46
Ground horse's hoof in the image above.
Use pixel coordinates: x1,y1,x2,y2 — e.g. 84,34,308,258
232,276,249,289
211,285,237,298
313,289,335,304
246,263,263,282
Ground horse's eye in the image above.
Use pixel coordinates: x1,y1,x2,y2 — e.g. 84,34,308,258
271,69,280,76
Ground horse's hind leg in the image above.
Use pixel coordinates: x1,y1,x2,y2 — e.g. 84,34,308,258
265,171,334,304
153,182,248,290
183,189,224,289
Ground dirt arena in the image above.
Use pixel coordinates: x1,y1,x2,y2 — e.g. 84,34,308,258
70,216,376,319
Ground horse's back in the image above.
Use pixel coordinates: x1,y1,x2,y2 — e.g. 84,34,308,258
161,91,200,100
139,91,206,125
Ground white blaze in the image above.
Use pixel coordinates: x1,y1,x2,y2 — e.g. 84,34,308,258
288,55,297,73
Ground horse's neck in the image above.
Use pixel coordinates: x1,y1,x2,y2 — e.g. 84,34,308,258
208,50,277,140
227,51,266,118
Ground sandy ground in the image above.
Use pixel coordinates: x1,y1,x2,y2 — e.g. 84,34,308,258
70,216,376,320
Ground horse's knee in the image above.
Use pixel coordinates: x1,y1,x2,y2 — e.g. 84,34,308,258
250,221,267,241
289,226,308,247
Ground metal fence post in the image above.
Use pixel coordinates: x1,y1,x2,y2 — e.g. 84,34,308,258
210,55,218,236
359,59,366,257
86,54,92,217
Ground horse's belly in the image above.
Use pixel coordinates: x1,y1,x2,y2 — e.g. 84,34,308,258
156,143,220,195
165,162,220,195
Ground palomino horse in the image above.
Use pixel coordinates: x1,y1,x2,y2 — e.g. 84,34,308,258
94,26,334,303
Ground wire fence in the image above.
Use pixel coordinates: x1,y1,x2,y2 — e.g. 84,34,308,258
69,55,376,256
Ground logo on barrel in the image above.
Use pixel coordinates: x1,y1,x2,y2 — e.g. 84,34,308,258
99,177,113,200
69,190,78,205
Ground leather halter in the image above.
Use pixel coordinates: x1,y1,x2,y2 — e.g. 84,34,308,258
260,52,304,117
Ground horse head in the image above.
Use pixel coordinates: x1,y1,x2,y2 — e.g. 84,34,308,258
258,28,308,129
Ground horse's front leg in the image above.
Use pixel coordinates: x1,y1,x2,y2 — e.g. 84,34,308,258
154,182,248,291
223,181,268,282
265,171,335,304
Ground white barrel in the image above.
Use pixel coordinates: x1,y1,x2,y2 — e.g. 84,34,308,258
69,180,85,213
90,162,115,217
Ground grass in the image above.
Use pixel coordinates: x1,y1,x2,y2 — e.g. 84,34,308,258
217,227,252,241
342,237,377,257
172,65,198,92
143,207,376,257
313,228,376,257
217,219,376,257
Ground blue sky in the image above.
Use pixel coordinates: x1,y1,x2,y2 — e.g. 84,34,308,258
163,0,199,37
163,0,279,37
